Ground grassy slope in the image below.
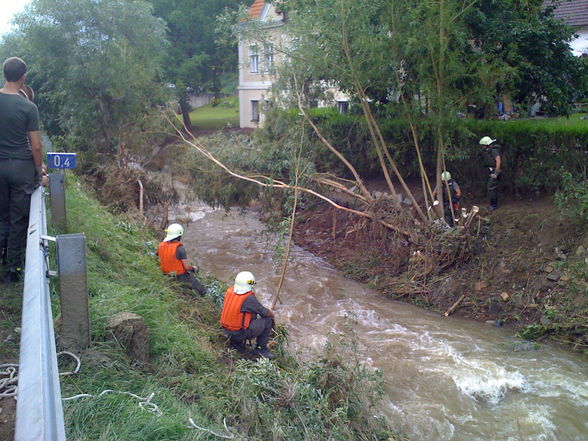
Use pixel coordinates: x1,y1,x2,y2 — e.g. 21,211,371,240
189,97,240,131
0,284,20,440
59,178,402,440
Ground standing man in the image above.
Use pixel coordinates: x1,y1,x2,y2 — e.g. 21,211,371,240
157,223,207,296
220,271,275,359
0,57,46,283
479,136,502,211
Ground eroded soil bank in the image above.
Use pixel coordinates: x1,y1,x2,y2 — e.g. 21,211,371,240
292,195,588,352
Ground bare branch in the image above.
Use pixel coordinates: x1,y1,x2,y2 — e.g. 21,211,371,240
165,113,413,239
293,78,373,202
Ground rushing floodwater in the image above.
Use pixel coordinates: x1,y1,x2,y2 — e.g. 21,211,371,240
173,201,587,441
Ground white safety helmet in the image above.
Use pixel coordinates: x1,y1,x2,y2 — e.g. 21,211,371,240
441,171,452,181
234,271,256,294
164,223,184,241
479,136,496,146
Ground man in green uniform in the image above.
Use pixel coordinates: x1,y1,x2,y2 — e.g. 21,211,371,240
479,136,502,211
0,57,45,283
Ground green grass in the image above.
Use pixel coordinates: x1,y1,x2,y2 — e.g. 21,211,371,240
189,96,239,131
513,113,588,128
58,176,404,440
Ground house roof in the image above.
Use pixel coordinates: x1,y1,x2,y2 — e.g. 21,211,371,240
248,0,266,18
545,0,588,27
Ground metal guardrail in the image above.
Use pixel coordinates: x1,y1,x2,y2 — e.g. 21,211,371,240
14,187,66,441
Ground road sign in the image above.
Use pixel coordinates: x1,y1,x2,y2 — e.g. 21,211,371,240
47,152,77,169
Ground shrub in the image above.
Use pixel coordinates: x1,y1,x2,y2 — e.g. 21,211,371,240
555,170,588,224
265,109,588,196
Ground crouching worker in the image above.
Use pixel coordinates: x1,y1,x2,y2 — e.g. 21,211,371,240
220,271,275,359
433,171,462,226
157,223,207,296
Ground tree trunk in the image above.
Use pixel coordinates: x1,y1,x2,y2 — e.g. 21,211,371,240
179,95,193,132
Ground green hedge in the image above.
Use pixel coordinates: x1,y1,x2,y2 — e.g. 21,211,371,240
266,109,588,195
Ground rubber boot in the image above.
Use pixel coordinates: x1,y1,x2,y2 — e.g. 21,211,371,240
489,198,498,211
229,337,246,353
252,346,273,359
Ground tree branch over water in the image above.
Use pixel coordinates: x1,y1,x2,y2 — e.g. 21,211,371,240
165,114,413,238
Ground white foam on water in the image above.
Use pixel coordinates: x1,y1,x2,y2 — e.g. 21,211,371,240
416,339,531,404
532,373,588,407
452,367,530,404
513,405,559,441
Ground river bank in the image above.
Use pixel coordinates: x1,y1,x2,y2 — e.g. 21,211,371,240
290,193,588,353
0,179,401,441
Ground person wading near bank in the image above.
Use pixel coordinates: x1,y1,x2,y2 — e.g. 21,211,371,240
220,271,275,359
479,136,502,211
157,223,207,296
0,57,47,283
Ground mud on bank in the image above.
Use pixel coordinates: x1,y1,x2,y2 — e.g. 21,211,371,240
292,197,588,353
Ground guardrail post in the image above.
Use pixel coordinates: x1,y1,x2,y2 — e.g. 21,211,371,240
57,233,90,350
49,172,66,232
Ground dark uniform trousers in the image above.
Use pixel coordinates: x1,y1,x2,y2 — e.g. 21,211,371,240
227,317,274,348
0,159,35,272
177,271,207,296
487,173,499,201
482,145,501,205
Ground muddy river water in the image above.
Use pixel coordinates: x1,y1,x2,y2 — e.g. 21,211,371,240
174,201,587,441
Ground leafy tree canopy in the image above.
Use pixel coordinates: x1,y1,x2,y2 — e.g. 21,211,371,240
464,0,587,115
275,0,587,116
0,0,169,154
147,0,249,129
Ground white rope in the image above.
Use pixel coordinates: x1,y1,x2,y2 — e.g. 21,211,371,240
58,351,81,377
62,390,162,416
0,364,19,399
188,417,235,439
0,351,81,400
3,350,236,435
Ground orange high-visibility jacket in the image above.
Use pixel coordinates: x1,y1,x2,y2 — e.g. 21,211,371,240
220,286,254,331
157,241,186,275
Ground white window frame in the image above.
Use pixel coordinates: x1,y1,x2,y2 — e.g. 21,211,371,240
249,45,259,73
263,43,274,72
337,101,349,114
250,100,260,122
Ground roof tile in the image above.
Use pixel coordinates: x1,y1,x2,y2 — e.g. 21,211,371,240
545,0,588,27
249,0,266,18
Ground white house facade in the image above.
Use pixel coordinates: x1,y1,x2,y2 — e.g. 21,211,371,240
238,0,285,128
238,0,349,129
547,0,588,56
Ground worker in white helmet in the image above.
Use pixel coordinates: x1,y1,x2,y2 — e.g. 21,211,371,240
479,136,502,211
157,223,206,296
432,171,462,226
220,271,275,359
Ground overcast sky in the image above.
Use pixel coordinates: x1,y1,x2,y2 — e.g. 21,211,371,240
0,0,30,37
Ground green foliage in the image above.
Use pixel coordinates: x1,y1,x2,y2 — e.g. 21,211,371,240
266,108,588,195
464,0,588,116
179,132,262,209
229,338,397,440
147,0,248,127
1,0,170,155
555,171,588,224
275,0,586,116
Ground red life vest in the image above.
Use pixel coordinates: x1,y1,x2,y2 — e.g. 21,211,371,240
157,241,186,275
220,286,254,331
